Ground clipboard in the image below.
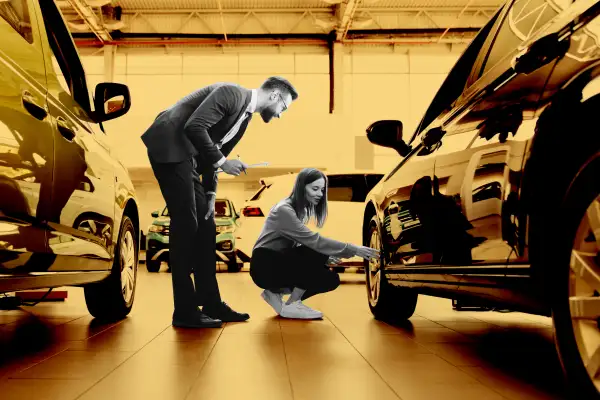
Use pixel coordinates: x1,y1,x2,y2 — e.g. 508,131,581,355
216,162,269,174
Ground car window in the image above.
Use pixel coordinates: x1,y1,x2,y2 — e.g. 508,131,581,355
327,174,384,202
410,9,502,143
162,207,169,217
38,0,93,121
0,0,33,43
479,0,572,77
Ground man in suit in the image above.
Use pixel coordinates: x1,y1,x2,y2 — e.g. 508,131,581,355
142,77,298,328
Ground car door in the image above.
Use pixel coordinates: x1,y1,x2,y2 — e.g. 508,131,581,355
0,0,56,270
374,10,507,290
376,142,437,287
431,0,578,280
33,0,114,268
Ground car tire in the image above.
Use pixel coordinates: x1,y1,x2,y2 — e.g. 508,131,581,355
365,216,418,322
146,253,161,273
84,215,138,321
549,155,600,399
227,259,243,272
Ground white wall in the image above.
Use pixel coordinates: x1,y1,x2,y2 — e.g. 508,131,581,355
78,45,462,230
81,45,461,173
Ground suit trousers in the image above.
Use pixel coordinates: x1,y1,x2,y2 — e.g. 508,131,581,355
249,246,340,300
149,154,222,317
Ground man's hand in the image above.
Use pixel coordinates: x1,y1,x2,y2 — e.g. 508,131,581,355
327,256,343,266
205,193,216,220
221,159,248,176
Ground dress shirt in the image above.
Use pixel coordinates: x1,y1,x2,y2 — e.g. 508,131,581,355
213,89,257,168
206,89,257,196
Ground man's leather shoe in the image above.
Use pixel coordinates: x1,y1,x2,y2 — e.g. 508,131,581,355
203,302,250,322
172,311,222,328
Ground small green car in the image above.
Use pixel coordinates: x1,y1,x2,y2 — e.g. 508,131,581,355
146,198,244,273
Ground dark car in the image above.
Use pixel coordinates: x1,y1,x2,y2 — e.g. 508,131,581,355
0,0,139,321
362,0,600,397
146,198,244,273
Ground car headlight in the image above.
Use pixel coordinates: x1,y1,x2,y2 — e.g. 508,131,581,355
149,225,167,233
216,225,235,234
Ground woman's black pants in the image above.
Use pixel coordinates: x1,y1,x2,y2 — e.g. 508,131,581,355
250,246,340,300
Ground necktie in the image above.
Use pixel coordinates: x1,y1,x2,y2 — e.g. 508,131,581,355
217,112,250,149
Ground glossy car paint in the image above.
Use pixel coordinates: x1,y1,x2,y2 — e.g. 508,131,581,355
364,0,600,315
0,0,138,292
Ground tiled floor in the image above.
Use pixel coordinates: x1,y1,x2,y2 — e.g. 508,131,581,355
0,265,568,400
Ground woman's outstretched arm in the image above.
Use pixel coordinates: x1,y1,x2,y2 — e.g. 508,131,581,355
275,202,359,258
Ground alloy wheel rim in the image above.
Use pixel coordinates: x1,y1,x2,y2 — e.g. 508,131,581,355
569,194,600,391
369,227,381,305
120,230,136,304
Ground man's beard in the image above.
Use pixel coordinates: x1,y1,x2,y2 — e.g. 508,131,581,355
260,108,276,122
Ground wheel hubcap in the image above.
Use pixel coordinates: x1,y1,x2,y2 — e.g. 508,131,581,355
569,195,600,391
368,227,382,305
120,230,136,304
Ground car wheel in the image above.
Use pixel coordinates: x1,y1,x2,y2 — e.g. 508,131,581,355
145,250,160,272
365,216,417,322
84,215,138,321
551,156,600,399
227,258,243,272
146,256,161,273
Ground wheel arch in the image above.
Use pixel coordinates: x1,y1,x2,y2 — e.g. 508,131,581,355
363,201,378,246
122,198,140,246
524,76,600,296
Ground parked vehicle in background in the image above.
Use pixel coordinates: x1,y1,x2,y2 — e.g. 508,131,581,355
360,0,600,397
146,198,244,273
0,0,139,320
235,172,384,272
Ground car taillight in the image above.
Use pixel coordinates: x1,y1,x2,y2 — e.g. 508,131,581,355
242,206,264,217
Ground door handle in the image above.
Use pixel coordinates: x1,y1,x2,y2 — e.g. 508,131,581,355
56,116,75,141
21,90,47,120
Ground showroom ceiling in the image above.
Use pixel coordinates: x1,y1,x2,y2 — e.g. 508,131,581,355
56,0,504,46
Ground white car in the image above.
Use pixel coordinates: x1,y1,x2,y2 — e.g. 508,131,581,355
235,171,384,271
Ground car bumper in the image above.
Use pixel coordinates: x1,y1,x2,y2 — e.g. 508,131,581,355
146,232,239,263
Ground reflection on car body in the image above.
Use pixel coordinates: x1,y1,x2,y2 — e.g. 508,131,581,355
362,0,600,396
0,0,140,321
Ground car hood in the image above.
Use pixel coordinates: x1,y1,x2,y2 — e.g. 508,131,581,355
215,217,234,226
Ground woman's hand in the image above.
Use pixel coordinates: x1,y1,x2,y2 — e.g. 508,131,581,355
354,245,380,262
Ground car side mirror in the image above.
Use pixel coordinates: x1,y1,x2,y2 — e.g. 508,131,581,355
366,120,412,157
93,82,131,123
151,210,159,218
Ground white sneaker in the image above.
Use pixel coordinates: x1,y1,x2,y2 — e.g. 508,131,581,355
297,302,324,319
261,290,283,314
280,300,323,319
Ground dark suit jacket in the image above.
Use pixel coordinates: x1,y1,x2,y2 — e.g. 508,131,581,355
141,83,252,192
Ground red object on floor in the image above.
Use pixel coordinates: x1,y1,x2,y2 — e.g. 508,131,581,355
17,290,68,301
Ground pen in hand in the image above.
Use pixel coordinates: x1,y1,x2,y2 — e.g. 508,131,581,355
238,154,247,175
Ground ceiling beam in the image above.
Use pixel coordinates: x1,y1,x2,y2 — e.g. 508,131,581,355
336,0,362,40
64,0,111,42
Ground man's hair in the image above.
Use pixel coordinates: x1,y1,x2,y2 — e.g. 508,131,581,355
260,76,298,101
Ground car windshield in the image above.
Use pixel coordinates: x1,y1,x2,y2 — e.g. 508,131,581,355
163,201,231,217
215,200,231,217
